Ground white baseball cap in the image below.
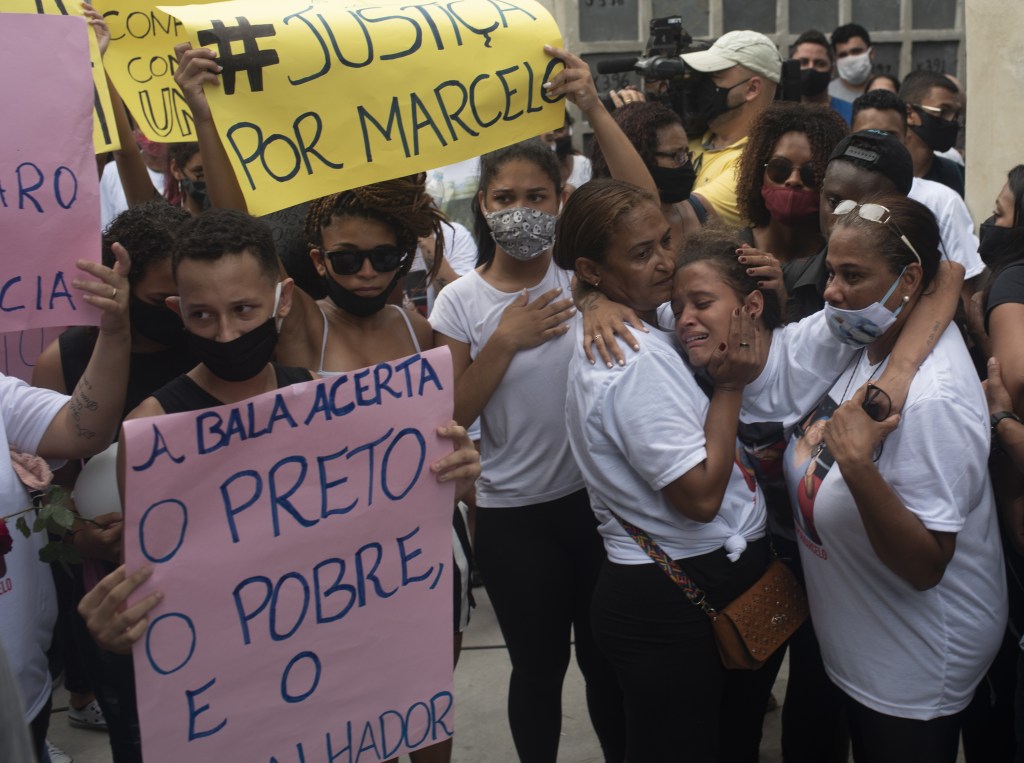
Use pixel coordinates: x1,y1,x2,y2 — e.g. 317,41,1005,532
681,30,783,84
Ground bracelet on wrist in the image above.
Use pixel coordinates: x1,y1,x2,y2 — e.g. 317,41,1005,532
991,410,1022,439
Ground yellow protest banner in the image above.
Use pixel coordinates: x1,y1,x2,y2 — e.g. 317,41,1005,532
0,0,119,153
160,0,564,216
100,0,215,141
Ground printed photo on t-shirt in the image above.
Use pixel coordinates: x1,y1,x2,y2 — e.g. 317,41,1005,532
790,396,840,547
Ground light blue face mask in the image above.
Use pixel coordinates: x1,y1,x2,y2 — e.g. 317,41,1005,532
823,268,907,347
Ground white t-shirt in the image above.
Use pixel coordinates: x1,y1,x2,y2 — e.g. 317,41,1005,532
410,221,479,317
738,311,858,538
0,375,68,722
99,160,165,231
909,177,985,280
566,155,592,190
783,327,1006,719
565,322,765,564
430,260,584,507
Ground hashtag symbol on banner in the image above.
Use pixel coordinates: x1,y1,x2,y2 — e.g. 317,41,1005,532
196,17,279,96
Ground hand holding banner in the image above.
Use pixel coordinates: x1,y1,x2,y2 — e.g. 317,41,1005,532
123,348,457,763
160,0,565,215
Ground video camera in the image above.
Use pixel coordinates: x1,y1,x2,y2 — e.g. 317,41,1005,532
596,17,801,136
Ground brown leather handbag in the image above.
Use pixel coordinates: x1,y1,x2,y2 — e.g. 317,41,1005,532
614,513,808,670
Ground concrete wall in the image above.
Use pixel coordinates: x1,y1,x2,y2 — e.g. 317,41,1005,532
964,0,1024,224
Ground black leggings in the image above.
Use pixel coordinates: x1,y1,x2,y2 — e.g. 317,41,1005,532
844,693,963,763
591,536,784,763
474,490,625,763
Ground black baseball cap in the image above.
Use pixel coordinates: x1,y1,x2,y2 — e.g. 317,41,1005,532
827,129,914,195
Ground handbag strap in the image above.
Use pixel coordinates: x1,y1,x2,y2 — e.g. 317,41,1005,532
611,511,717,616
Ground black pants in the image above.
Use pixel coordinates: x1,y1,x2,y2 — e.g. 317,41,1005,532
775,535,850,763
591,536,783,762
845,693,963,763
474,490,625,763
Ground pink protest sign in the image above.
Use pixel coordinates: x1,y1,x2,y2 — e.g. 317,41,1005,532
0,14,100,331
122,348,456,763
0,327,65,382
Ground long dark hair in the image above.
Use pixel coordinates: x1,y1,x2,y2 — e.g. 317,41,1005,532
473,139,562,269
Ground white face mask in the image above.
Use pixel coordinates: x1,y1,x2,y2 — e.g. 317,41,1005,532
824,267,906,347
836,49,873,86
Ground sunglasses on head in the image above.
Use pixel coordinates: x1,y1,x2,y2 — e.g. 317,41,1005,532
324,245,406,275
832,200,923,265
764,156,817,187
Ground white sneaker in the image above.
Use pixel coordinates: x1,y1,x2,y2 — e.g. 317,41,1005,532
45,739,73,763
67,698,107,730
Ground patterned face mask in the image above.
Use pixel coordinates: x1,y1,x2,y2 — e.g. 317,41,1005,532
483,206,558,261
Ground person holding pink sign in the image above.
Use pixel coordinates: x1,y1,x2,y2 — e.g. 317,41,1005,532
1,246,132,763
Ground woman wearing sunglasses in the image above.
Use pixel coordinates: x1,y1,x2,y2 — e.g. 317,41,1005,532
734,101,848,269
271,176,446,375
779,195,1005,761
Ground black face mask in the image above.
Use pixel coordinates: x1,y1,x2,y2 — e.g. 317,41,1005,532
685,75,750,136
978,215,1016,266
186,318,278,382
799,68,832,98
181,178,212,211
910,108,959,153
130,293,185,347
651,164,697,204
323,271,402,318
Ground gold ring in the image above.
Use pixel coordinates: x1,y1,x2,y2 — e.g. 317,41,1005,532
739,341,750,348
593,334,603,342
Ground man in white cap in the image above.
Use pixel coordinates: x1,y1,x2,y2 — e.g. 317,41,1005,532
680,30,783,227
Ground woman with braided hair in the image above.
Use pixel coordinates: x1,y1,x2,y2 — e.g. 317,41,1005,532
272,175,446,374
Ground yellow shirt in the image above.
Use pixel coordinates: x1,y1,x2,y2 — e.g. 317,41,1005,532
690,133,748,229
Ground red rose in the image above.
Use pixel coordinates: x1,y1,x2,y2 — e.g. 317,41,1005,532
0,520,11,578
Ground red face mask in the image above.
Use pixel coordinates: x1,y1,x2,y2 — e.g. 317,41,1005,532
761,185,820,225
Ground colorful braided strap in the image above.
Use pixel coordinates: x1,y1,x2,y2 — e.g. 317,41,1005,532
611,511,717,616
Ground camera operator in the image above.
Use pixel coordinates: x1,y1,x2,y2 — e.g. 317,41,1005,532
679,31,783,227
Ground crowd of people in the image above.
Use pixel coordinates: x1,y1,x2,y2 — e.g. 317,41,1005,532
2,7,1023,763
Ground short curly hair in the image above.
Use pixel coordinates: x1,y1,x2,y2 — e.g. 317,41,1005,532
736,102,848,227
171,208,279,283
589,102,684,180
102,202,190,286
304,175,446,280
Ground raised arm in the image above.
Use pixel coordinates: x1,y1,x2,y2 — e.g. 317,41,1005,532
173,42,248,211
543,46,656,195
83,4,161,208
36,246,131,460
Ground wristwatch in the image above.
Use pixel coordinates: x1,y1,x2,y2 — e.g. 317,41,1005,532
991,410,1023,438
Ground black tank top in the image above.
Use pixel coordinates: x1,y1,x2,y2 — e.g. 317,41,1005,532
59,326,194,419
152,364,314,414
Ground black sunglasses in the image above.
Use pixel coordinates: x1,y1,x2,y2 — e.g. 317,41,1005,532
764,156,817,188
324,246,406,275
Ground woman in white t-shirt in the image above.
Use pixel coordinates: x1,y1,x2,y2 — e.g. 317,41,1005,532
676,195,1004,761
430,138,624,761
555,178,778,761
430,47,661,760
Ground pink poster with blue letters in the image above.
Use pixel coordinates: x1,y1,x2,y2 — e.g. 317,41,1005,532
122,348,456,763
0,14,101,331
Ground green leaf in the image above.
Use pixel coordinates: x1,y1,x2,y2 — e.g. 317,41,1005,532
32,514,47,533
15,516,30,538
49,505,75,531
38,541,82,566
